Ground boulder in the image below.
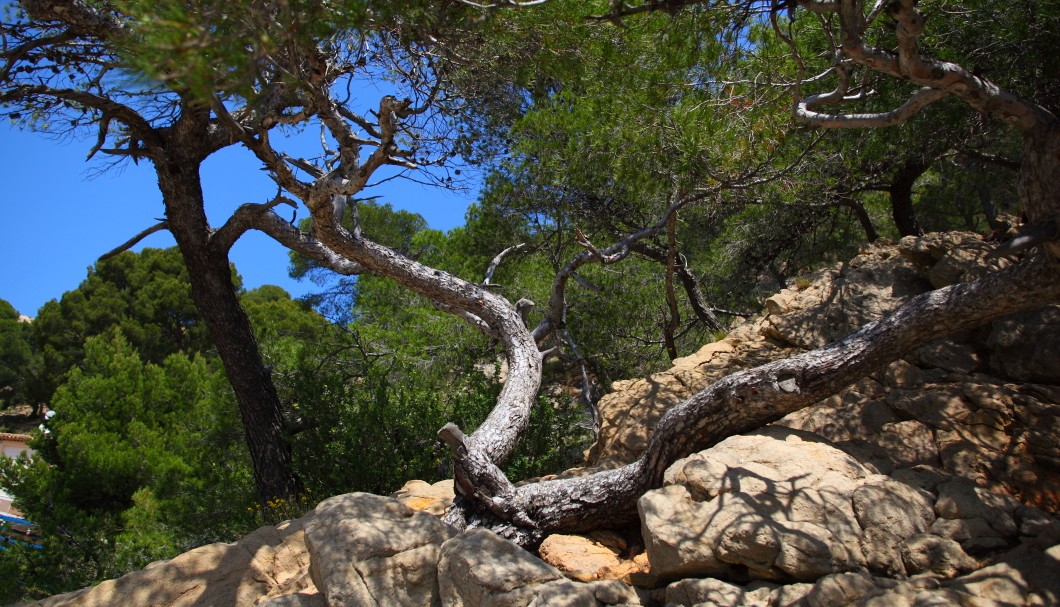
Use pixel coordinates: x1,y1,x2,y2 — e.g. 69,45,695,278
900,534,978,578
985,305,1060,383
391,479,456,516
18,517,316,607
304,492,455,607
851,479,935,539
799,572,885,607
436,529,639,606
640,428,871,582
537,534,645,582
857,543,1060,606
858,527,906,577
664,577,746,607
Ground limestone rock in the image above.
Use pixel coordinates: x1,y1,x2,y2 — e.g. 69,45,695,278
438,528,562,606
897,232,993,287
860,544,1060,606
1016,506,1060,548
664,577,746,607
858,526,906,577
304,492,455,607
934,478,1019,539
900,534,978,578
986,305,1060,383
763,243,928,350
537,534,642,582
873,420,939,469
20,516,315,607
800,572,883,607
257,593,326,607
584,233,1060,522
437,529,635,607
933,515,1021,556
851,479,935,539
640,428,871,582
944,544,1060,606
391,478,455,516
586,339,773,466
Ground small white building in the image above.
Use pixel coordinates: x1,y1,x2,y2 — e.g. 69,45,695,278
0,433,32,517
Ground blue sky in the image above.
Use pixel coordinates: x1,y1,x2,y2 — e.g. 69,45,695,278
0,123,476,317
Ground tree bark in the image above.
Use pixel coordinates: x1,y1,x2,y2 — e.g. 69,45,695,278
839,195,880,242
889,159,929,237
155,131,302,506
1019,124,1060,260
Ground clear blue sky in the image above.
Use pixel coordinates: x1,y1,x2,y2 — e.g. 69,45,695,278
0,123,476,317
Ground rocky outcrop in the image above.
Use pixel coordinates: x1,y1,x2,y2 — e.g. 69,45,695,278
588,233,1060,512
583,232,1060,606
305,493,456,607
16,516,317,607
18,233,1060,607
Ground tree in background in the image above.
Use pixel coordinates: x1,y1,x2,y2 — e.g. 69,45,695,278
5,247,533,600
0,299,36,413
27,248,213,407
0,331,251,599
0,0,470,505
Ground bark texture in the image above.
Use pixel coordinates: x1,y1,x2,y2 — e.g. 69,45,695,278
890,159,929,237
155,121,303,504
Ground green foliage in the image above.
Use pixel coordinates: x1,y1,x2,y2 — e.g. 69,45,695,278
241,284,331,342
0,299,35,409
113,0,438,97
0,332,256,600
504,392,594,483
278,347,591,495
30,248,215,404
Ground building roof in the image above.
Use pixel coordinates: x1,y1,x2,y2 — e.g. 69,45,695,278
0,433,32,443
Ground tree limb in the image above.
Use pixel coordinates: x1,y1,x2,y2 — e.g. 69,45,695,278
483,243,527,286
433,301,501,339
533,193,709,344
462,254,1060,546
212,195,299,254
629,241,725,332
663,211,681,361
247,207,368,277
795,86,949,128
1,85,159,151
98,221,170,261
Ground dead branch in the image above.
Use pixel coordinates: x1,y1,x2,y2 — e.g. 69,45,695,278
483,243,527,286
98,221,170,261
